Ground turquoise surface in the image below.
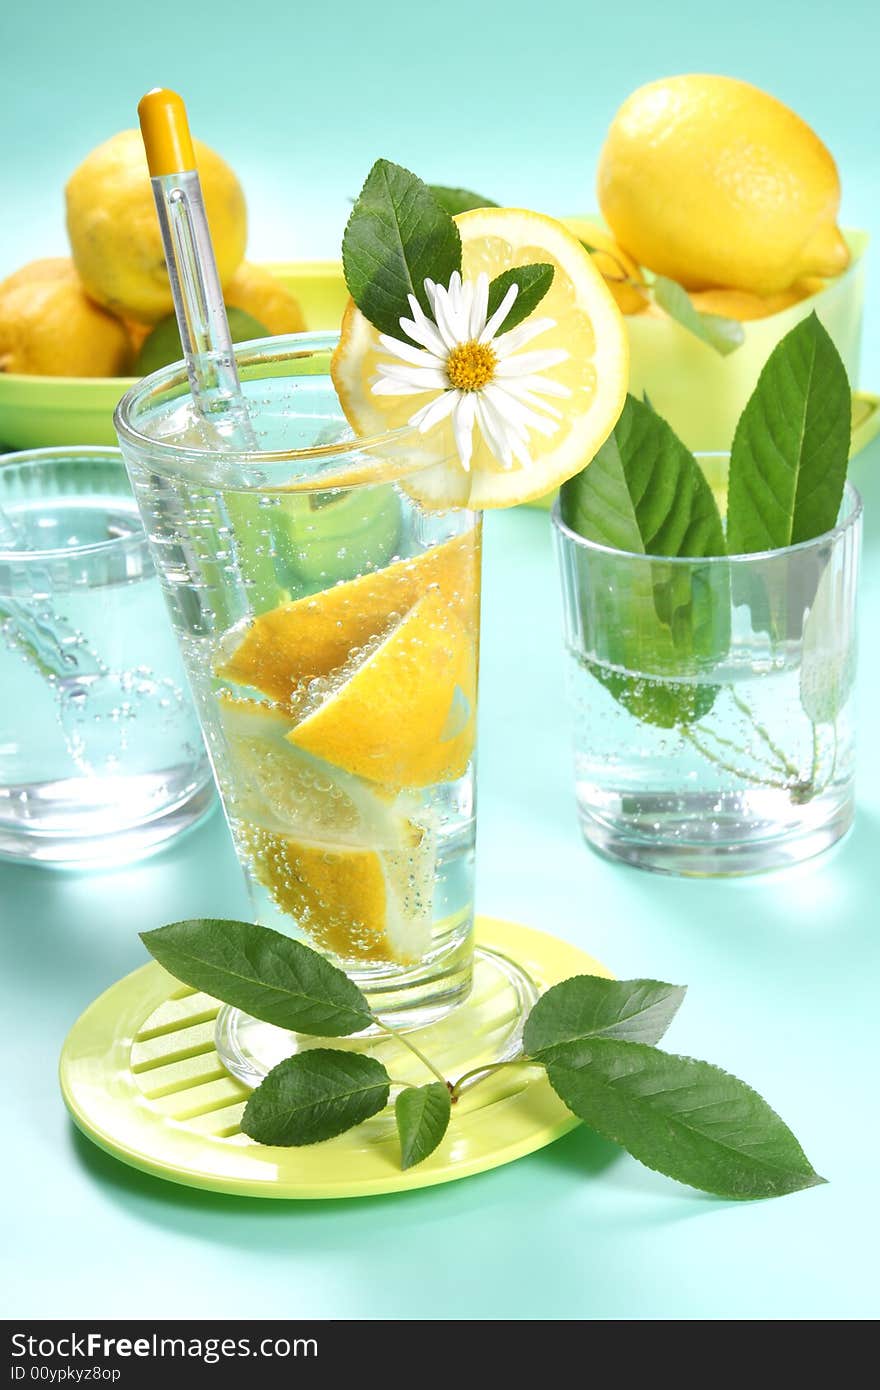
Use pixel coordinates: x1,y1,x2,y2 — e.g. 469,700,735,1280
2,0,880,1321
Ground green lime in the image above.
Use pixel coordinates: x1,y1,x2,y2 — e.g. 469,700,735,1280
288,486,402,585
268,487,402,591
134,307,269,376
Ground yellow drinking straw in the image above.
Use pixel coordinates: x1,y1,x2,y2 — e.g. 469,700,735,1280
137,88,256,447
138,88,196,179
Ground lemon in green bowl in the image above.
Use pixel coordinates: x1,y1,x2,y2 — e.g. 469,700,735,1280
0,262,347,451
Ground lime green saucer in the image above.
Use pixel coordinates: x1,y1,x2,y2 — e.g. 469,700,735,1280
59,917,611,1199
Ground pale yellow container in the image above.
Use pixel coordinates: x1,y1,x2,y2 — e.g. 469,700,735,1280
627,230,867,452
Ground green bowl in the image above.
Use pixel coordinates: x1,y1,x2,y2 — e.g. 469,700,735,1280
0,261,350,450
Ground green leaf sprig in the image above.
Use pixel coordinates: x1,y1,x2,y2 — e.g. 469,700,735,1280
560,393,730,728
562,312,850,564
428,185,499,216
726,312,851,552
141,919,824,1201
342,161,553,339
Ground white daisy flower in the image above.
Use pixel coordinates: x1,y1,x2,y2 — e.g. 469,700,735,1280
371,270,571,471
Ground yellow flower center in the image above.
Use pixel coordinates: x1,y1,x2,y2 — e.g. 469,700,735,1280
446,340,497,392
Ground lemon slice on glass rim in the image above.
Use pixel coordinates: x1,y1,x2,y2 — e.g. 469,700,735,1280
331,207,629,509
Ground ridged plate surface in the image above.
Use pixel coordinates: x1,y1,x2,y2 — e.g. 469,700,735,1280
59,917,611,1199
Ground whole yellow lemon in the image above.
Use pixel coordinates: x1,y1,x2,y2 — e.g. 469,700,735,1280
224,262,307,335
563,218,648,314
3,258,76,289
597,75,849,294
0,258,131,376
66,129,247,323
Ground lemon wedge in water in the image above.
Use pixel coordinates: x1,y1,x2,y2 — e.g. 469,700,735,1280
217,696,420,852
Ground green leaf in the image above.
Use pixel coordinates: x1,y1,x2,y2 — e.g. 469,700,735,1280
523,977,686,1061
652,276,745,357
561,395,726,558
559,395,729,728
545,1038,825,1200
428,185,498,216
342,159,461,337
242,1049,390,1146
727,313,851,554
395,1083,452,1169
585,660,718,729
140,920,373,1036
485,263,554,334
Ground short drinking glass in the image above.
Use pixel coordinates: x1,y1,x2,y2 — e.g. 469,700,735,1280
553,456,861,875
0,447,213,866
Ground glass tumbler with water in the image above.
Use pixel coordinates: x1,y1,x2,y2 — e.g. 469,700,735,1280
554,455,861,876
0,447,213,866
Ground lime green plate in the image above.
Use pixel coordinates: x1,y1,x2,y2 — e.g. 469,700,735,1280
59,917,610,1199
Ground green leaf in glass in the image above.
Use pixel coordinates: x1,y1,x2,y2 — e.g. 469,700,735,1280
545,1038,825,1200
140,919,373,1036
395,1082,452,1169
559,395,730,728
561,394,726,557
342,159,462,337
523,977,686,1060
800,557,857,725
727,313,851,554
242,1050,390,1146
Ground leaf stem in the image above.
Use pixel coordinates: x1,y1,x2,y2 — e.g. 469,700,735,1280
450,1057,536,1101
731,690,801,780
692,723,787,780
679,726,791,790
373,1019,449,1089
808,722,821,788
813,722,839,798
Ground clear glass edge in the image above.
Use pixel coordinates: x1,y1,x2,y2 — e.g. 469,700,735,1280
113,331,432,485
0,445,148,566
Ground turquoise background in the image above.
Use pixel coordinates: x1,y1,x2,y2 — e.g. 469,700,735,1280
2,0,880,1321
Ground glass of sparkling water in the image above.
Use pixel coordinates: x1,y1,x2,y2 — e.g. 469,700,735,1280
0,447,213,867
115,334,514,1089
553,454,862,875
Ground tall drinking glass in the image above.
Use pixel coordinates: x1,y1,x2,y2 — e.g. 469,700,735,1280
115,333,482,1083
